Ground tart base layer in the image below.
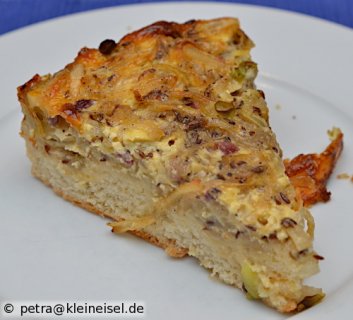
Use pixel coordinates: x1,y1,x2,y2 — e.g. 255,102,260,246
23,129,322,312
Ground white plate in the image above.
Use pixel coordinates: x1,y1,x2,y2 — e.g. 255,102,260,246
1,2,353,319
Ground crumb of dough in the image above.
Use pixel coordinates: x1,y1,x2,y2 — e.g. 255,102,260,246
337,173,350,180
327,127,342,141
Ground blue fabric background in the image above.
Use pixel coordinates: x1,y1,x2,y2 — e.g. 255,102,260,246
1,0,352,35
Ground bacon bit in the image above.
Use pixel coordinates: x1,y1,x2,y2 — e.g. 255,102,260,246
285,131,343,207
175,113,190,125
143,89,168,101
187,119,204,130
252,106,262,116
137,150,145,159
89,113,104,122
204,188,221,201
281,218,297,228
116,151,134,167
217,141,239,155
62,159,70,164
168,139,175,146
44,145,50,154
187,131,202,145
252,165,265,174
61,102,89,123
99,39,116,55
138,150,153,159
269,232,277,240
211,130,222,139
74,99,93,111
182,96,197,108
175,113,206,130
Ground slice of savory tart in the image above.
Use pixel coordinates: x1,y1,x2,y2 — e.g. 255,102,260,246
18,18,324,312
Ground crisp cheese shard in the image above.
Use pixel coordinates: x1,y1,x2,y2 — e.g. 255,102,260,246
18,18,324,312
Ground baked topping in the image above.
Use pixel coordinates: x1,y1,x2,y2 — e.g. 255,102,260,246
18,18,309,238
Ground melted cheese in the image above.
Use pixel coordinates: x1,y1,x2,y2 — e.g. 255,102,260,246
18,18,310,240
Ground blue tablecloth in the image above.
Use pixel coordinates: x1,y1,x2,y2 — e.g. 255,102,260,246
1,0,352,35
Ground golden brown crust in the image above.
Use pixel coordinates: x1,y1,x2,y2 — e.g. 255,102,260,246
119,20,189,44
17,18,258,134
285,131,343,207
32,168,188,258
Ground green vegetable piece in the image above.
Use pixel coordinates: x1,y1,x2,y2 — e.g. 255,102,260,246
241,262,261,299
